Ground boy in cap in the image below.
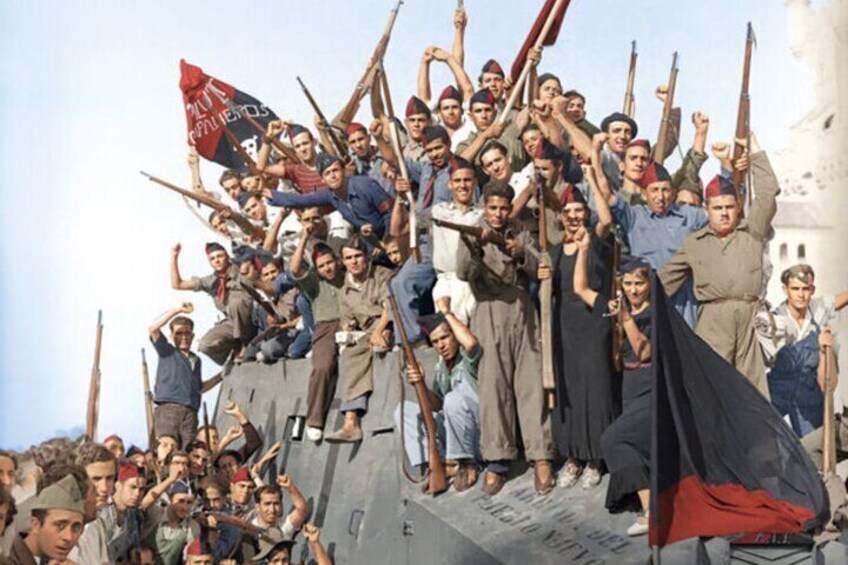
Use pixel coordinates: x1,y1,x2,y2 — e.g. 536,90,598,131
456,180,557,495
757,265,848,438
659,134,779,396
171,242,257,365
402,96,433,162
252,523,331,565
1,476,85,565
346,122,395,196
395,300,483,492
148,303,218,450
457,88,526,175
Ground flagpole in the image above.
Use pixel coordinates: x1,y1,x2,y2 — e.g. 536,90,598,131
497,0,569,124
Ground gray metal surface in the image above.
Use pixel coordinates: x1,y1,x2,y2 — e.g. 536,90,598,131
216,351,824,564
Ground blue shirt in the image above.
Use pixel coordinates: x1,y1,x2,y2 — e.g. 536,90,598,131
269,175,394,238
151,334,202,411
406,157,452,212
610,197,707,269
611,196,708,328
353,150,396,196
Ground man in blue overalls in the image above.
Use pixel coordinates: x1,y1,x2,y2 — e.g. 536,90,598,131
757,264,848,437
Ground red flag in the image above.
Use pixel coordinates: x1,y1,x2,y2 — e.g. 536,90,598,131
509,0,571,83
179,60,279,172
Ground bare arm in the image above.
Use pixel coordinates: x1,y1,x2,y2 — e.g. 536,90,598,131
259,121,287,178
291,227,311,278
389,179,410,237
262,208,288,253
187,148,204,192
200,373,222,393
140,465,181,511
278,475,309,530
551,97,592,159
451,9,467,68
584,164,611,238
170,243,196,291
149,303,193,341
369,119,397,167
572,229,599,308
434,47,474,101
417,49,434,103
459,122,504,162
439,305,478,354
303,525,332,565
834,291,848,312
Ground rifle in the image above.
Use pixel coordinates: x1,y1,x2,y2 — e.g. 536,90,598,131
230,102,302,165
202,402,214,474
535,172,556,409
432,218,507,247
380,62,420,263
332,0,403,128
387,286,447,495
141,348,157,452
85,311,104,441
140,171,266,242
201,92,262,176
822,335,838,475
239,281,284,324
610,241,623,372
201,512,278,544
733,23,755,215
498,0,569,124
296,76,349,162
653,52,679,165
623,40,637,117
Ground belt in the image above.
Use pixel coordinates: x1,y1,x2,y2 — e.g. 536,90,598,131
701,293,761,305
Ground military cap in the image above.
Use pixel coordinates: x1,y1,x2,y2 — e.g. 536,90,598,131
31,475,85,516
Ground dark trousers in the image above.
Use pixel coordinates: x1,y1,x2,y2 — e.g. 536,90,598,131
154,403,198,449
307,321,340,429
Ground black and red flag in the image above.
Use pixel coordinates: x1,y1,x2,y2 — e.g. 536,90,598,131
649,275,828,547
509,0,571,84
179,59,279,173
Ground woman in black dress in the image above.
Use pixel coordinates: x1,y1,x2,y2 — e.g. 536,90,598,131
539,177,617,490
574,231,653,536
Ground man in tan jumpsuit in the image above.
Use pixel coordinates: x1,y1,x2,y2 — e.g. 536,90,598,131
659,136,779,397
457,180,556,496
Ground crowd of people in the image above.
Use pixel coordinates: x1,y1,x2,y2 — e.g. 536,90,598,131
3,5,848,564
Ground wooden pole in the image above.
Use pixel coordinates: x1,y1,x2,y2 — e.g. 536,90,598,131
535,171,556,409
85,311,104,441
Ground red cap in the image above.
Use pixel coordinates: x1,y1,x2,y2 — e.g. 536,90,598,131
103,434,122,445
559,184,587,208
438,85,462,104
638,162,671,189
118,463,141,483
626,139,651,152
345,122,366,137
481,59,505,77
185,539,208,556
405,96,432,118
230,466,252,485
704,175,737,200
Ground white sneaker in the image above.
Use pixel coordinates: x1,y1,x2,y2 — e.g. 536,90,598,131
558,463,583,488
627,513,649,537
306,427,323,442
581,467,602,489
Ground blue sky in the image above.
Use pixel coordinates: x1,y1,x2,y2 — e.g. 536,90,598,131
0,0,815,449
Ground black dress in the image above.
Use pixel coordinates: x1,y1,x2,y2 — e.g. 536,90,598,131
600,303,653,513
551,233,620,462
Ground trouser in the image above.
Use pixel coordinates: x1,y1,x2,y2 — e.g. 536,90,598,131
432,272,476,325
391,241,436,345
154,403,198,449
696,301,769,399
200,296,257,365
394,380,480,466
801,412,848,470
306,321,339,429
473,298,556,462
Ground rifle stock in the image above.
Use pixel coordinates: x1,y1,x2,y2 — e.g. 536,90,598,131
535,174,556,409
141,348,157,452
732,23,755,213
611,241,623,372
381,64,420,263
653,52,678,165
86,311,104,441
140,171,266,242
332,1,402,128
623,41,637,117
387,287,447,495
822,342,837,475
431,218,506,247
